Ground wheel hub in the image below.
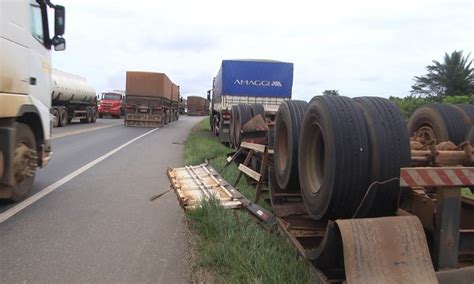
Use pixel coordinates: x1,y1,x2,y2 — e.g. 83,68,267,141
415,125,436,144
13,143,37,183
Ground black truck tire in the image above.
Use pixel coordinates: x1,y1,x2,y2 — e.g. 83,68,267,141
10,123,37,201
52,109,59,128
408,104,469,145
235,104,253,148
218,114,229,146
59,108,68,127
212,115,218,136
298,96,370,220
250,104,265,119
455,104,474,124
354,97,411,217
91,109,97,123
274,100,308,190
467,126,474,145
230,106,239,148
268,126,287,207
86,108,93,123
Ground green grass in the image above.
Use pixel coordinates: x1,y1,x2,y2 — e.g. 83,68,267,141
184,118,268,208
184,118,229,165
184,117,315,283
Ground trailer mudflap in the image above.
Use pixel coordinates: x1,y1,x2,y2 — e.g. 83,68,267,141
336,216,437,284
125,114,163,128
167,163,243,209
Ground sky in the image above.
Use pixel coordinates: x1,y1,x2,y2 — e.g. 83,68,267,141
53,0,473,101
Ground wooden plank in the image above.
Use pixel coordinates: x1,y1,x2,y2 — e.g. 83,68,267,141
238,164,261,181
240,142,266,153
168,164,243,210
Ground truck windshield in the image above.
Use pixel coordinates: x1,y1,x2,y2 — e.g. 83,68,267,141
102,93,121,100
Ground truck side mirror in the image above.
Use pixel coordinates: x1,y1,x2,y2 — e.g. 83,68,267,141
52,36,66,51
54,5,65,36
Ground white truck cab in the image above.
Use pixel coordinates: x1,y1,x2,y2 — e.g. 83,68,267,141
0,0,66,201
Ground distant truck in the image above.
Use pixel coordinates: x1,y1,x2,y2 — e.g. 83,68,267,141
210,59,294,143
187,96,209,116
124,71,179,127
0,0,66,201
98,91,125,118
51,69,97,127
171,84,180,121
178,98,187,114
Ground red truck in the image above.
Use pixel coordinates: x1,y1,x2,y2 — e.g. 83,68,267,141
98,91,125,118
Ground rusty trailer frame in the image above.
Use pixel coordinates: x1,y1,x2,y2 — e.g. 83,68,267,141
168,145,474,282
270,165,474,283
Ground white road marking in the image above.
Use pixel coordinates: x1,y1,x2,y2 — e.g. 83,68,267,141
0,128,159,223
52,122,123,140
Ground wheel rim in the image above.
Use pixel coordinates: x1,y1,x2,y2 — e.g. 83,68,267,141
276,121,289,171
13,143,35,183
306,122,325,194
414,125,436,143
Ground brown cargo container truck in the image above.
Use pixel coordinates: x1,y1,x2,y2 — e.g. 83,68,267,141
187,96,209,116
171,84,180,122
124,71,175,127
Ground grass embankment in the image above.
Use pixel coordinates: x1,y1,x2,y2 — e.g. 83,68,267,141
184,118,314,283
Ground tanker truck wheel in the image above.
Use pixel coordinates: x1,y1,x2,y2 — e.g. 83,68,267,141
8,123,37,202
299,96,369,220
408,104,468,145
59,108,68,127
52,109,59,128
354,97,411,217
274,100,308,190
86,109,93,123
91,109,97,123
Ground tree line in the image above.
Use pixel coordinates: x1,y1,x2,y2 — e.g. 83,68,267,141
323,50,474,118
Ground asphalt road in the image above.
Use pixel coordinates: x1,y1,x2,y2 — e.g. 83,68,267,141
0,116,203,283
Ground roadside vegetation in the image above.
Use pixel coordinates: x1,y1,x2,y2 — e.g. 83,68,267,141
184,118,314,283
389,50,474,118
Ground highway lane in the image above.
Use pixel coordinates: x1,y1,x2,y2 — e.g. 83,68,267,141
0,115,201,283
0,118,141,211
51,117,123,136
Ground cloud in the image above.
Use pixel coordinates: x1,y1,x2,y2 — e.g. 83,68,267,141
52,0,473,101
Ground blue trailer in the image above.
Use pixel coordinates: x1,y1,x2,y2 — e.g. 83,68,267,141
210,59,294,144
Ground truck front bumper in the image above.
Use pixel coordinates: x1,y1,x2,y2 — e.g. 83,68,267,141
98,107,121,115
